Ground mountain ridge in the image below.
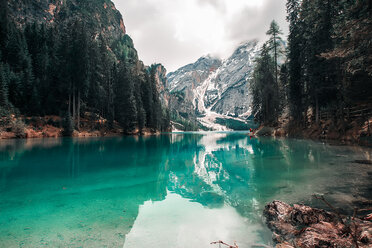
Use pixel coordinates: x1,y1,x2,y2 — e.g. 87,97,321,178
167,40,259,131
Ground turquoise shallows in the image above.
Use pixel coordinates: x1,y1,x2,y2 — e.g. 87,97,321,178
0,132,371,247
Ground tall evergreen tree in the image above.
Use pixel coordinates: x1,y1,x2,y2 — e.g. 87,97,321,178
0,5,170,135
0,62,9,109
142,71,154,128
266,20,283,87
0,0,9,57
251,43,279,125
70,21,90,129
114,62,137,133
286,0,304,122
149,66,162,130
97,34,114,119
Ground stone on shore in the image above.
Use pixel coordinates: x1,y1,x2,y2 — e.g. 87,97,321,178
263,200,372,248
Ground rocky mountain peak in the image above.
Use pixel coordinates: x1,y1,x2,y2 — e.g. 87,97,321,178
7,0,126,41
167,40,260,130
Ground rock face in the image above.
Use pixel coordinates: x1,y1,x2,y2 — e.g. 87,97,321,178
151,64,170,108
167,41,259,130
205,41,258,116
264,201,372,248
168,55,222,118
6,0,142,66
7,0,126,41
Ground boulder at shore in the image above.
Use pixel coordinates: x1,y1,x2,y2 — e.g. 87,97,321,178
263,200,372,248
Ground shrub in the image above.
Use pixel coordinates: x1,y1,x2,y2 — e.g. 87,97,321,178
11,119,26,138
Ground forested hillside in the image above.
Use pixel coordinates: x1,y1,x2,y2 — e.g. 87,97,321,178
251,0,371,142
0,0,170,137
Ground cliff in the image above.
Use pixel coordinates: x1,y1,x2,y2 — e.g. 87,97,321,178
167,41,259,131
0,0,170,138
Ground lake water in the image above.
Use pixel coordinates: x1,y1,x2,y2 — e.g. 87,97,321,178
0,132,371,247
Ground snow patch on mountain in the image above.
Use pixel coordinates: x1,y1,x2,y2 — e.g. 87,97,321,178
167,40,259,130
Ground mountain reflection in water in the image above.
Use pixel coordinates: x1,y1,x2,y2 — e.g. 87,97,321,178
0,132,371,247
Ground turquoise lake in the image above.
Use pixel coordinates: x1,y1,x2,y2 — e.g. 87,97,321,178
0,132,371,247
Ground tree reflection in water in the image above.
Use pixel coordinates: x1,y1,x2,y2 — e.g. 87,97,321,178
0,133,371,247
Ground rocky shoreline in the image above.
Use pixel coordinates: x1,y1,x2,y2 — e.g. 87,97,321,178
0,115,161,140
263,201,372,248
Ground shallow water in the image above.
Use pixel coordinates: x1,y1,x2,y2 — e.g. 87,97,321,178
0,132,371,247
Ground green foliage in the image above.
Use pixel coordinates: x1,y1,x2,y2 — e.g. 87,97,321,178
251,43,280,125
170,91,185,100
321,0,372,103
11,119,26,138
170,110,200,131
251,20,284,126
114,62,137,133
0,62,9,108
266,20,283,85
215,118,258,131
284,0,370,125
0,1,170,136
112,35,138,62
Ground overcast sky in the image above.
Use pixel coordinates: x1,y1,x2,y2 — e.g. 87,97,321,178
112,0,288,72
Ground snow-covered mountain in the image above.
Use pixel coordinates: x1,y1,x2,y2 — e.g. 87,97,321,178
167,40,259,130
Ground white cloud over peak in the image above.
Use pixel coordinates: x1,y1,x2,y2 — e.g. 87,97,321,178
112,0,288,72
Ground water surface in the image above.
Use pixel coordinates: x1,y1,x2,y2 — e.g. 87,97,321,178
0,132,371,247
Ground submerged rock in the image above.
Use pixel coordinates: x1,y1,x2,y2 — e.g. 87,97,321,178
263,200,372,248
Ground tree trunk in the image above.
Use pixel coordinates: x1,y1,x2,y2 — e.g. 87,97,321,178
108,80,111,120
315,95,319,124
265,96,269,124
72,86,76,128
274,33,278,86
68,93,71,115
77,90,80,131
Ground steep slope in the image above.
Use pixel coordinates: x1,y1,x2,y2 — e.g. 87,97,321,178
151,64,170,108
168,56,222,118
6,0,137,62
168,41,259,130
0,0,171,136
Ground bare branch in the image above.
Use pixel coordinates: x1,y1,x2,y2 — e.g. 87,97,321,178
210,240,238,248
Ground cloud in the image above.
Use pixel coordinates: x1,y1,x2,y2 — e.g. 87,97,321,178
112,0,288,72
197,0,226,13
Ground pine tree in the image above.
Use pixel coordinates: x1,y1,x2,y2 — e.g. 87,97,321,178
87,39,102,114
114,62,137,133
134,76,146,133
286,0,304,122
44,26,60,114
142,71,154,128
266,20,283,87
0,62,9,109
57,24,73,118
250,43,279,125
322,0,372,103
0,0,9,57
70,21,90,130
97,34,113,119
0,4,169,134
149,65,162,130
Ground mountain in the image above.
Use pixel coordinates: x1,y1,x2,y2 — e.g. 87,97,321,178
5,0,139,63
0,0,170,137
150,64,170,108
167,40,259,131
